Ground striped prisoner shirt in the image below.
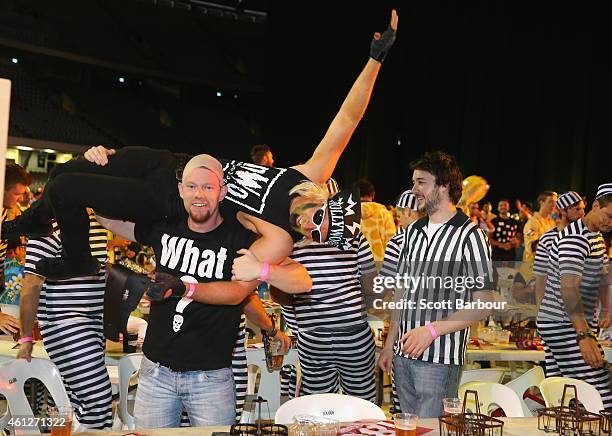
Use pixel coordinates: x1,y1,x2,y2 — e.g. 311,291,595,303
533,227,560,277
395,209,493,365
380,230,405,278
288,233,376,331
25,213,108,323
538,219,608,324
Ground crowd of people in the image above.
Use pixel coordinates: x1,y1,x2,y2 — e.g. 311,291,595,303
0,6,610,431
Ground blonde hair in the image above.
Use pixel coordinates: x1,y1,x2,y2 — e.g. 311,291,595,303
289,181,331,203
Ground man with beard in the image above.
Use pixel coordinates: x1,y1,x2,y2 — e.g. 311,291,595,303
96,154,311,427
537,184,612,407
377,151,494,418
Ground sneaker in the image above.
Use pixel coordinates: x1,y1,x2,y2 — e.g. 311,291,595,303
36,257,101,280
1,209,52,239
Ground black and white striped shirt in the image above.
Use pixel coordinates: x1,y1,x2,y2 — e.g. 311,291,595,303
25,214,108,324
380,231,405,278
395,210,493,365
288,233,376,331
533,227,559,277
538,219,608,324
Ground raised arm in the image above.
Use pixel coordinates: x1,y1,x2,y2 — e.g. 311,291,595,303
293,10,398,183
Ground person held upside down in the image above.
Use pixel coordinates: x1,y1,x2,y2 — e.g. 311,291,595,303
2,9,398,280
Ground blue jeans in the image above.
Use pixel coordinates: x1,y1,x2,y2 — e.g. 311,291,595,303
134,356,236,428
393,355,461,418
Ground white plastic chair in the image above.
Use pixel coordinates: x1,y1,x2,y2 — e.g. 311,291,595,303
504,366,545,416
246,347,298,415
275,393,386,424
459,382,525,417
539,377,604,413
0,358,80,434
115,353,143,430
459,368,506,386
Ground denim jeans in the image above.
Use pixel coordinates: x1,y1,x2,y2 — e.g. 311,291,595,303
393,355,462,418
134,356,236,428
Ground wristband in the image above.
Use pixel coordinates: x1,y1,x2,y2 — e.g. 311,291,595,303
260,263,270,282
184,282,196,299
18,337,33,344
426,323,439,340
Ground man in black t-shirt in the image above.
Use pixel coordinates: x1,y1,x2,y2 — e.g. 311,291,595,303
98,154,311,428
490,199,520,262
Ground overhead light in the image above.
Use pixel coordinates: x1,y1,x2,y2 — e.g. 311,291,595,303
233,94,238,99
216,91,222,97
118,77,125,83
16,146,34,151
11,57,18,64
43,148,56,153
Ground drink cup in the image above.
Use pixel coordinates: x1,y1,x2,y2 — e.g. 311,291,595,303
50,406,73,436
394,413,418,436
443,398,462,430
269,338,285,371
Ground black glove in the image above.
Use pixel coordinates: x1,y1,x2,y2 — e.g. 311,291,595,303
370,26,396,63
145,272,186,302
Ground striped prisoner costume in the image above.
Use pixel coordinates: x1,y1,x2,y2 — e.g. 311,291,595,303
537,219,612,408
25,214,113,430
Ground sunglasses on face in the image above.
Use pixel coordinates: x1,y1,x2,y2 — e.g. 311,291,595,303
310,202,327,243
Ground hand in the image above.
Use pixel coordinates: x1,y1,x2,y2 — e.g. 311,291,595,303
0,313,19,335
274,331,292,354
579,337,604,368
377,347,394,374
370,9,398,63
400,326,435,358
145,272,186,301
232,249,263,281
84,145,116,166
599,309,610,329
17,342,33,362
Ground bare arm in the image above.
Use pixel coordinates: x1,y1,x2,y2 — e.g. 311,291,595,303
231,248,312,293
95,215,136,242
535,275,547,310
292,11,398,183
188,279,258,306
17,273,45,361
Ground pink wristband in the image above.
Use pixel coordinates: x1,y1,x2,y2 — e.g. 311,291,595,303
184,282,196,299
426,323,439,340
260,263,270,281
18,337,33,344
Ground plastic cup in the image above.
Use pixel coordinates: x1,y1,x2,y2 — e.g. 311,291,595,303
268,338,285,371
49,406,73,436
394,413,418,436
443,397,462,430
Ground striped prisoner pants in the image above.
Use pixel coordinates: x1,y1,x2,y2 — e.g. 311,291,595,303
297,323,376,401
538,321,612,409
40,321,113,430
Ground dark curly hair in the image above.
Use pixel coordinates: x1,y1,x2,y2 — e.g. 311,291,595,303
410,151,463,204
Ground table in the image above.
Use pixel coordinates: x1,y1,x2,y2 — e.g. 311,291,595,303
73,417,549,436
0,336,128,365
466,342,612,363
